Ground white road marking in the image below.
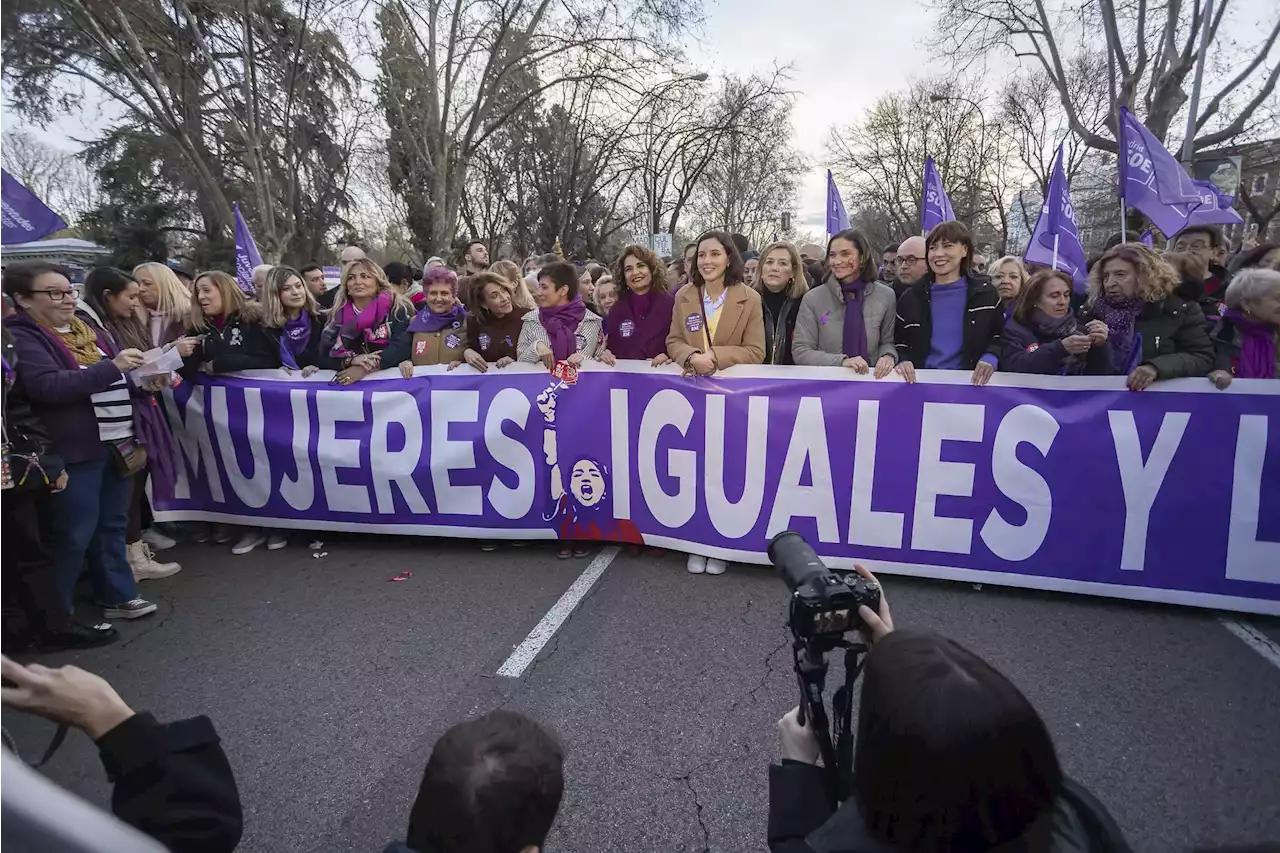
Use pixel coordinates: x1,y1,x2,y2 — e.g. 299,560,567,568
497,546,621,677
1220,616,1280,671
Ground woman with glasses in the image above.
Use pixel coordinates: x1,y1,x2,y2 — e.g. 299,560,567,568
4,262,158,625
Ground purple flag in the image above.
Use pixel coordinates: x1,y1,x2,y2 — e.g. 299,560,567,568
1185,179,1244,228
825,170,849,236
921,156,955,234
1023,144,1088,292
1,169,68,245
234,202,264,295
1117,107,1215,238
1140,229,1155,247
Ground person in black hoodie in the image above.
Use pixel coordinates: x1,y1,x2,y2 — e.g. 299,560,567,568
755,241,808,365
894,220,1003,385
767,567,1130,853
1000,269,1112,375
258,265,325,375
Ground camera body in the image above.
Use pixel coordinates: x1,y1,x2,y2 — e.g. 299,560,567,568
769,531,881,647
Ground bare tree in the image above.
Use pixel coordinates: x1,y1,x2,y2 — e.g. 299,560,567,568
1,129,102,224
935,0,1280,152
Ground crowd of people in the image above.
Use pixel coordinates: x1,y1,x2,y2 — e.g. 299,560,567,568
2,222,1279,650
2,565,1155,853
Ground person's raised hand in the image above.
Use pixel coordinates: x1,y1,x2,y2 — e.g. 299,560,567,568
1062,334,1092,355
852,563,893,645
873,355,895,379
777,706,820,765
1,656,135,740
842,356,869,374
1209,369,1232,390
112,349,145,372
1127,364,1158,391
895,360,916,384
971,360,995,386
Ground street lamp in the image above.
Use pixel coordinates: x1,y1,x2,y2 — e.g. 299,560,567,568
640,71,710,243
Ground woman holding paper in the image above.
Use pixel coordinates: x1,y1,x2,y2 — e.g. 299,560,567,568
316,259,415,384
258,266,325,375
80,267,182,582
4,262,158,624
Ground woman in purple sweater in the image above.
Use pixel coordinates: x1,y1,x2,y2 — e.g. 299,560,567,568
4,262,158,623
598,245,676,366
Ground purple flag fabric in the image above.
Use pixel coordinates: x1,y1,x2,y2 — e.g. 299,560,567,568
921,156,955,234
1118,107,1216,237
1,169,68,244
825,170,849,236
234,202,264,295
1186,180,1245,228
1023,144,1088,292
1140,229,1155,247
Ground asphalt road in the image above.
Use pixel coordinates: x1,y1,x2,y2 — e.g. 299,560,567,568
4,534,1279,853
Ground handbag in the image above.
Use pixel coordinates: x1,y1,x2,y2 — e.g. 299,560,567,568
109,436,148,477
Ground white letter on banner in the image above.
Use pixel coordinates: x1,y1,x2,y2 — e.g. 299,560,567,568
317,390,371,513
638,389,696,528
1226,414,1279,584
767,397,839,542
705,394,768,538
980,405,1060,561
371,391,431,515
912,403,984,554
163,386,224,502
430,390,483,515
485,388,535,520
280,389,314,511
849,399,904,549
210,385,270,508
1108,410,1189,572
611,389,631,519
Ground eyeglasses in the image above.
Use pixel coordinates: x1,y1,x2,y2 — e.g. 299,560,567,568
895,256,922,267
1175,241,1211,252
32,288,77,301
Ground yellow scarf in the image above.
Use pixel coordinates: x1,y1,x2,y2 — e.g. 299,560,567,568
42,316,102,367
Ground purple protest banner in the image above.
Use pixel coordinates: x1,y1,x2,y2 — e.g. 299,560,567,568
234,202,264,295
825,170,849,237
152,363,1280,615
1,168,68,244
1023,144,1088,292
921,156,955,235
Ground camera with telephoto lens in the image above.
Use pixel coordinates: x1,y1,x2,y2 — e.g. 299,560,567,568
769,531,881,647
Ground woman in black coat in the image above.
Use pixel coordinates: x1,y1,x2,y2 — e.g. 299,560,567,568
755,241,808,365
257,265,326,374
1000,269,1111,375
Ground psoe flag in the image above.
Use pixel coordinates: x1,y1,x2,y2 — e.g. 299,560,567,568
825,170,849,236
1,169,68,245
233,202,264,295
921,156,955,234
1022,144,1089,292
1118,106,1210,237
1186,180,1244,228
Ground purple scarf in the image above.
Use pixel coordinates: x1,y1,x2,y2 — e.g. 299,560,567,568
1224,308,1277,379
408,303,466,334
279,312,312,369
1094,297,1145,375
540,296,586,361
331,290,394,357
839,277,869,361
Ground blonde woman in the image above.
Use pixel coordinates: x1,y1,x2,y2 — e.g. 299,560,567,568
134,262,192,347
489,260,537,312
753,241,808,365
258,265,325,375
317,258,415,384
991,256,1029,311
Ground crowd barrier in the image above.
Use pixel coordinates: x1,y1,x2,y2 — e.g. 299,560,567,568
152,362,1280,615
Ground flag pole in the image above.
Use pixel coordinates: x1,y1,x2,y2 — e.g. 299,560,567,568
1052,233,1060,271
1103,3,1127,236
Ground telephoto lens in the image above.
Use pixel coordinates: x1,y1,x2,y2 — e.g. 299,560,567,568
768,531,828,593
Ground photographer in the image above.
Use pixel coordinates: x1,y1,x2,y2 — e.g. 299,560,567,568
767,568,1129,853
1,656,243,853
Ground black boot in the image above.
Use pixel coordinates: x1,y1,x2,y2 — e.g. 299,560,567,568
37,622,119,651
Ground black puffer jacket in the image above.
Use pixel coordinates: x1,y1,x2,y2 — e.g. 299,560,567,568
180,304,280,378
1079,294,1215,380
894,274,1004,369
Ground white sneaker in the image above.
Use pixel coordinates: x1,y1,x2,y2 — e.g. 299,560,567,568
141,527,177,551
686,554,707,574
266,530,288,551
128,541,181,580
231,530,268,555
704,558,728,575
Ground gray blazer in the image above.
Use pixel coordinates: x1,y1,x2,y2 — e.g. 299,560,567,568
517,308,603,362
791,276,897,367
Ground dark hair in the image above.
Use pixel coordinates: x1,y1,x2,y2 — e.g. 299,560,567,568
1232,242,1278,270
1012,269,1074,326
854,631,1062,853
1173,224,1222,248
586,262,608,284
690,230,744,287
730,232,750,256
683,241,697,257
539,262,580,300
3,261,72,299
407,711,563,853
925,220,975,278
536,253,560,267
1103,231,1144,250
467,271,510,323
383,261,414,288
300,263,323,277
826,229,879,283
84,266,150,351
612,244,670,298
466,240,487,255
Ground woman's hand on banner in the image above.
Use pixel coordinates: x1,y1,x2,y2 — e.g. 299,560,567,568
1127,364,1158,391
971,361,994,386
895,360,916,383
651,353,672,367
873,355,895,379
464,350,489,372
842,356,869,374
399,360,415,380
597,349,616,366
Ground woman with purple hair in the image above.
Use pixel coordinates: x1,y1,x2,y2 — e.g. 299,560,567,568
385,266,469,376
